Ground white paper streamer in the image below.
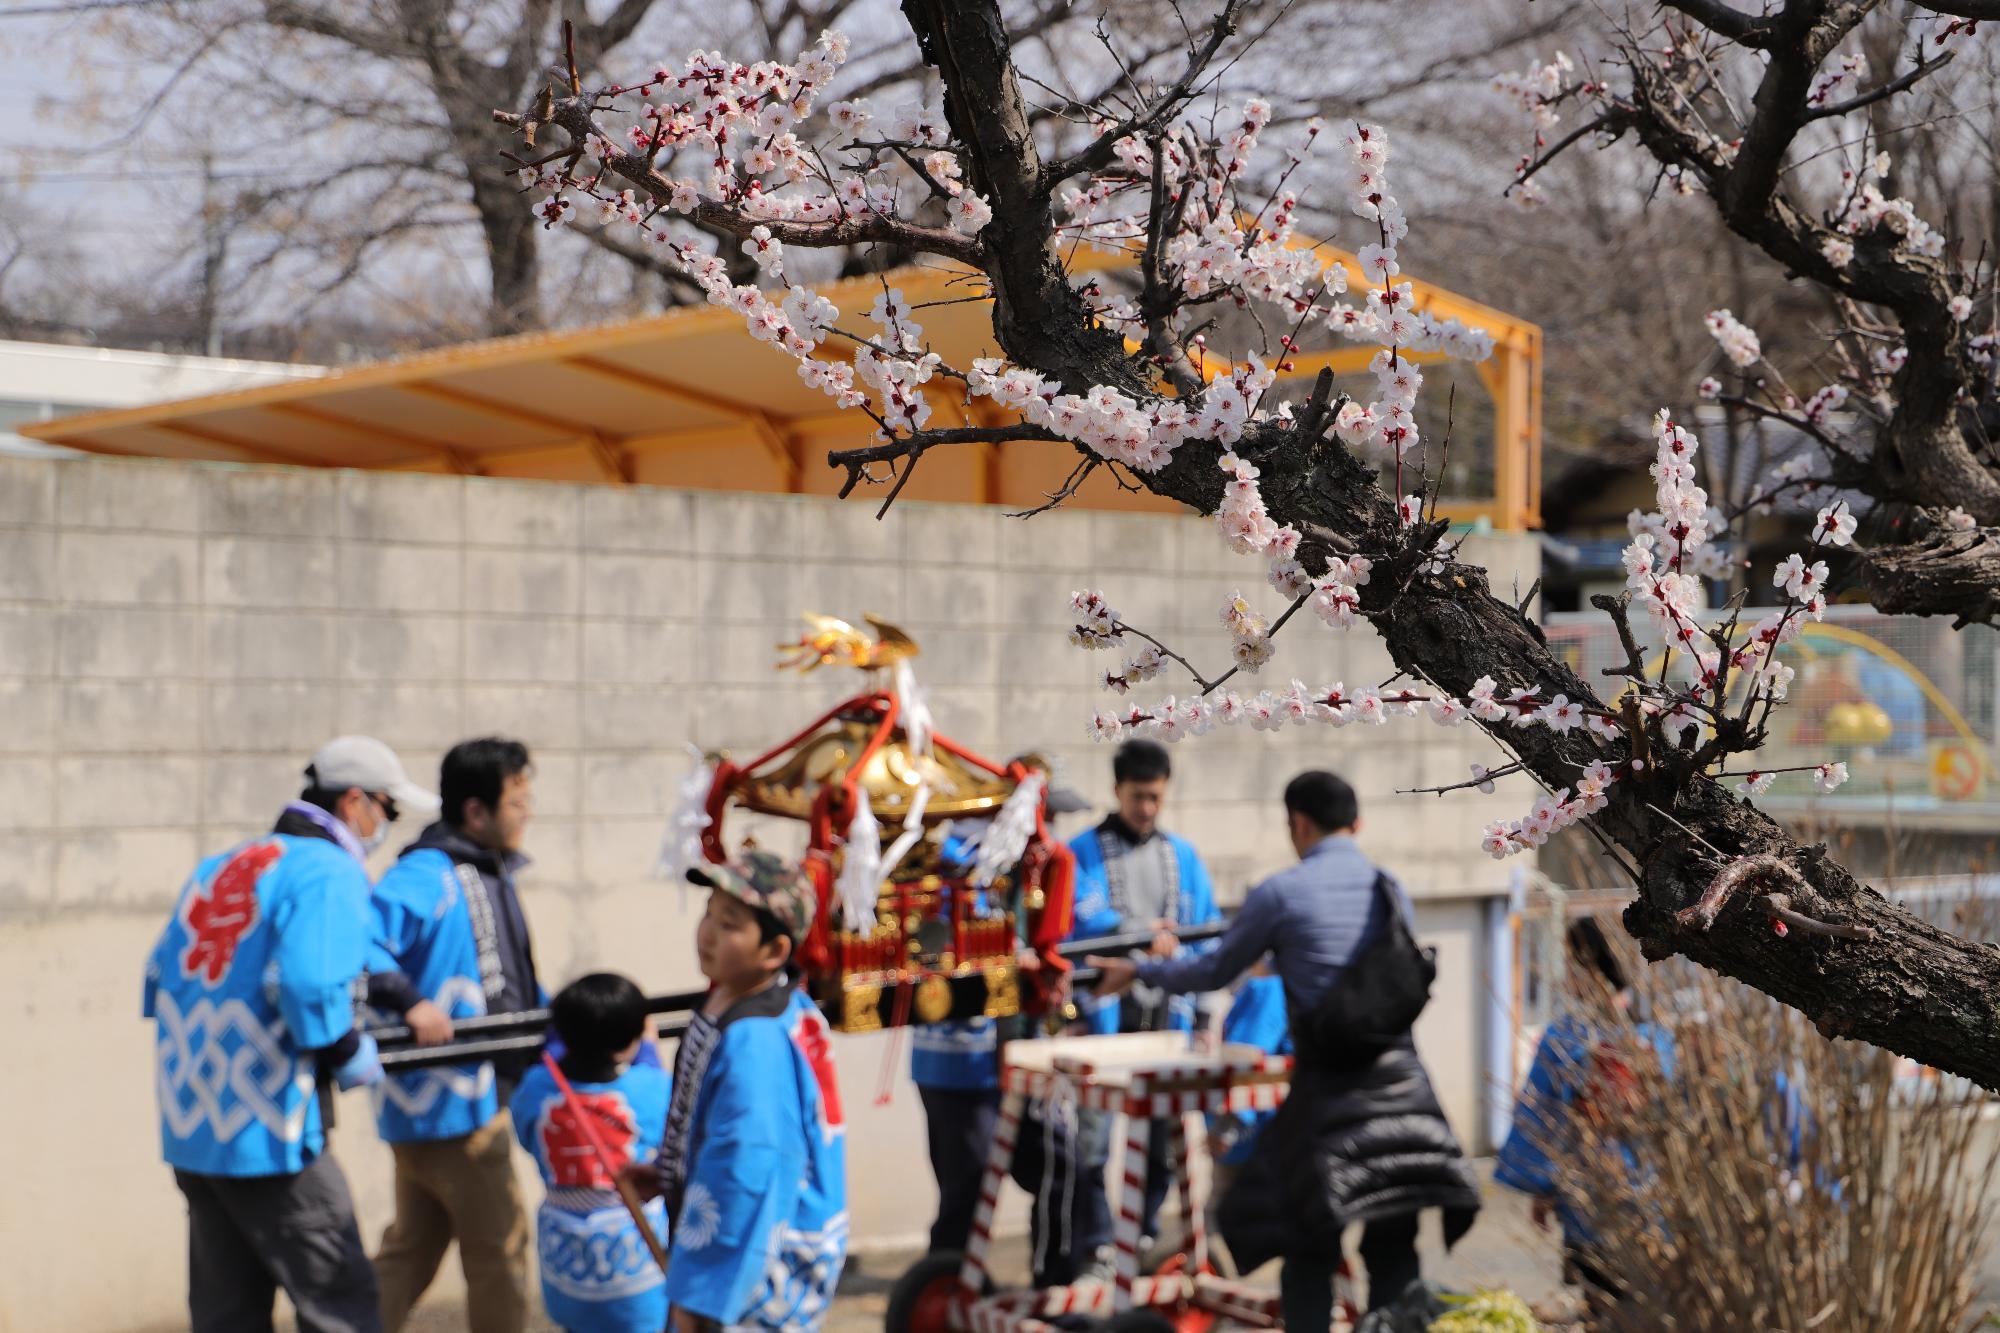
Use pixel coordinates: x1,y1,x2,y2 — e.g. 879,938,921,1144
653,746,717,895
893,657,933,760
834,792,883,930
878,780,932,896
971,773,1044,888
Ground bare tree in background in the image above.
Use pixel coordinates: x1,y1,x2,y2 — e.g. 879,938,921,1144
14,0,1582,355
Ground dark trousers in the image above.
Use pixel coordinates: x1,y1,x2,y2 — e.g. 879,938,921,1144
1078,1108,1174,1252
174,1152,382,1333
1279,1213,1421,1330
918,1084,1090,1286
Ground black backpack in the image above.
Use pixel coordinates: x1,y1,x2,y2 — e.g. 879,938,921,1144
1291,871,1436,1066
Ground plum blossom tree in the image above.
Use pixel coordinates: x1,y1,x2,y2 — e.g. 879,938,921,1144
496,1,2000,1086
1501,2,2000,628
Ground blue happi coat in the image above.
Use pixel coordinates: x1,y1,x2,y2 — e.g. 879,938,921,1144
665,986,847,1330
1211,973,1291,1165
910,1016,1001,1091
144,833,371,1176
511,1057,672,1333
1067,826,1220,1035
367,844,501,1142
911,865,1010,1091
1493,1013,1678,1245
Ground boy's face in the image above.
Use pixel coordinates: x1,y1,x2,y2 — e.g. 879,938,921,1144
696,889,790,990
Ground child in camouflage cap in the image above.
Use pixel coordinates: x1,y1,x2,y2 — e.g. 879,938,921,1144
627,851,848,1332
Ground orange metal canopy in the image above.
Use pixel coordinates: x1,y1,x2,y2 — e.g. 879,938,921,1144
23,253,1541,527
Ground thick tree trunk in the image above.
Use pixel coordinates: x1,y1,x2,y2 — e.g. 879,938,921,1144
897,0,1143,395
472,170,542,335
1858,531,2000,626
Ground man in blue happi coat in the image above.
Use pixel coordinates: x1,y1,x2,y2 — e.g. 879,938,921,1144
1067,738,1220,1266
367,737,544,1333
146,735,438,1333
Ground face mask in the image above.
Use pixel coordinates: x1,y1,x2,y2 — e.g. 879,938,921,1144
361,824,390,856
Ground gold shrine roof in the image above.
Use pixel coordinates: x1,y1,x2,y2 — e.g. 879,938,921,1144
729,716,1012,822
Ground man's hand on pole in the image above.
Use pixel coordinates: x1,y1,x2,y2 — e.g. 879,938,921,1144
403,999,455,1046
404,996,456,1048
1148,919,1179,958
1088,955,1140,997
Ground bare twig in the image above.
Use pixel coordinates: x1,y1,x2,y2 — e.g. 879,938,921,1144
1755,892,1877,941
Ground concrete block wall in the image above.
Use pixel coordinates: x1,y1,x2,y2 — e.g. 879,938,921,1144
0,454,1536,1331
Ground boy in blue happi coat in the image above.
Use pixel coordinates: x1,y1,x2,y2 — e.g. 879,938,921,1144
145,735,439,1333
626,850,847,1332
512,973,671,1333
1495,917,1675,1315
1209,965,1289,1168
1204,964,1289,1273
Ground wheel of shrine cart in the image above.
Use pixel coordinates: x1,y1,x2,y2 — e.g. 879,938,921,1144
1096,1312,1176,1333
885,1252,980,1333
1141,1253,1219,1333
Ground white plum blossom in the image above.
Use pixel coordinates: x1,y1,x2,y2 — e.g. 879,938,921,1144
1950,294,1974,322
1537,694,1584,732
1232,634,1275,673
949,192,994,235
1815,762,1851,794
1807,52,1867,108
1491,52,1575,129
1813,501,1857,547
1068,590,1121,649
1835,180,1946,260
1268,557,1314,599
1220,592,1270,643
1738,771,1776,796
1111,646,1165,690
1802,384,1848,425
1469,763,1496,794
1774,553,1830,600
558,27,1891,876
1309,564,1364,629
1428,695,1469,726
1705,308,1762,367
1946,507,1978,531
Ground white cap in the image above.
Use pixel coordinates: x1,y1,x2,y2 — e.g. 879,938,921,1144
305,736,441,816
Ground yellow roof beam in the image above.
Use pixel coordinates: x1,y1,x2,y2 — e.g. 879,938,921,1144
262,400,476,471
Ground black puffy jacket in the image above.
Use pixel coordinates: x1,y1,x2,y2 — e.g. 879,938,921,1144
1218,1035,1481,1271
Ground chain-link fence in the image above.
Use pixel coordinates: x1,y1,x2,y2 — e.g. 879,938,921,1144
1515,872,2000,1106
1544,604,2000,816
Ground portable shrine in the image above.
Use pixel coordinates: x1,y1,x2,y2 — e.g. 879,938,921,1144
695,614,1075,1032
